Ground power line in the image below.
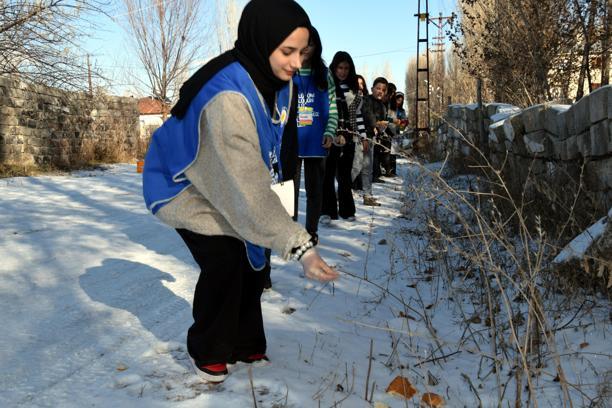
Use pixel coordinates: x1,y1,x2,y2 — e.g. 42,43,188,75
105,0,182,22
353,47,418,58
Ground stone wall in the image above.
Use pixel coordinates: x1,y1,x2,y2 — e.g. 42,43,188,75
437,85,612,215
0,76,139,167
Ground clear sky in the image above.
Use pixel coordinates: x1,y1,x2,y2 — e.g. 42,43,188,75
83,0,457,96
298,0,456,90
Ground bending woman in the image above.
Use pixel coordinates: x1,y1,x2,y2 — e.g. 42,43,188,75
143,0,338,384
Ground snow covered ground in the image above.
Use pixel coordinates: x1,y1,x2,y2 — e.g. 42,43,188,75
1,160,609,407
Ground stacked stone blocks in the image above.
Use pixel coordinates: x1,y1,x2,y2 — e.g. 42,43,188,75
0,76,139,167
437,85,612,213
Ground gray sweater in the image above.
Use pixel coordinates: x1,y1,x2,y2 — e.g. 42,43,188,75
156,91,311,260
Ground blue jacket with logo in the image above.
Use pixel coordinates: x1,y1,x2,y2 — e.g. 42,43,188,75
142,62,291,269
294,70,329,158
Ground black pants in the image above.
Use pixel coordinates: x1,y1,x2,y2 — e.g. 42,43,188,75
374,139,392,178
389,154,397,175
373,144,382,179
177,230,267,365
293,157,326,234
380,138,392,175
321,143,356,219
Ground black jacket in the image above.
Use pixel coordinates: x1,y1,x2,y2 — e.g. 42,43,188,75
363,95,394,139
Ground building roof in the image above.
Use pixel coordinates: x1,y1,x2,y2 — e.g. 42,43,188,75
137,97,170,115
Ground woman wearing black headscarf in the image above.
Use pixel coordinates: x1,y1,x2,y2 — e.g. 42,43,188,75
143,0,338,383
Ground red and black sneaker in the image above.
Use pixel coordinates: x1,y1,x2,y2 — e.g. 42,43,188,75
228,353,270,367
242,353,270,367
189,358,228,383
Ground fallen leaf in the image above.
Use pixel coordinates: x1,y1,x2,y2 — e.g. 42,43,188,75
385,376,417,399
116,363,128,372
420,392,445,407
579,342,589,349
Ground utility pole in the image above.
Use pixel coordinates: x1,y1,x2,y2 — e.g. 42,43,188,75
430,13,453,55
429,12,453,125
414,0,430,139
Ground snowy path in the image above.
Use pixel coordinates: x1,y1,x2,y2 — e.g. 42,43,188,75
0,163,418,407
2,162,608,407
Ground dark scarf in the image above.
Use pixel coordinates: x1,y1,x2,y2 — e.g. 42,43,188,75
171,0,310,119
334,80,350,131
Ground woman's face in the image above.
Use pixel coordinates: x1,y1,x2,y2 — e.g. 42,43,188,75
335,61,350,81
269,27,309,81
301,44,315,64
357,78,365,91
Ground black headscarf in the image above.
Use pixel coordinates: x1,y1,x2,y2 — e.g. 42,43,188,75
305,26,328,91
171,0,311,119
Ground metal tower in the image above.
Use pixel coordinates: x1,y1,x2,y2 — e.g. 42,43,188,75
414,0,430,138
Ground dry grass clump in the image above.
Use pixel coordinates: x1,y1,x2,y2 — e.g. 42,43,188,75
135,133,152,160
395,114,611,405
395,161,606,406
48,131,132,171
0,163,54,178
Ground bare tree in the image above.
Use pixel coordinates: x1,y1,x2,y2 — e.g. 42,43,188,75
574,0,600,99
215,0,241,53
0,0,107,90
449,0,595,106
601,0,610,86
358,62,370,83
379,60,392,83
121,0,206,117
405,47,483,129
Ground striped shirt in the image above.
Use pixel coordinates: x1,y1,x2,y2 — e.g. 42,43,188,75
325,70,338,139
339,82,367,140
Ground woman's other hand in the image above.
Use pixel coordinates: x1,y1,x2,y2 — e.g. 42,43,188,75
376,120,388,131
333,134,346,146
322,136,333,149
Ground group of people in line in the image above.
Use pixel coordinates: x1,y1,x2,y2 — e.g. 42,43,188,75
291,42,408,241
142,0,406,384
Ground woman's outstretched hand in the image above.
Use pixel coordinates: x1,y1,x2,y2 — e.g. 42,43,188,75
299,249,339,282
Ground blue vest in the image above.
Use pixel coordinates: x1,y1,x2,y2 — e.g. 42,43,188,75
142,62,291,270
295,71,329,158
